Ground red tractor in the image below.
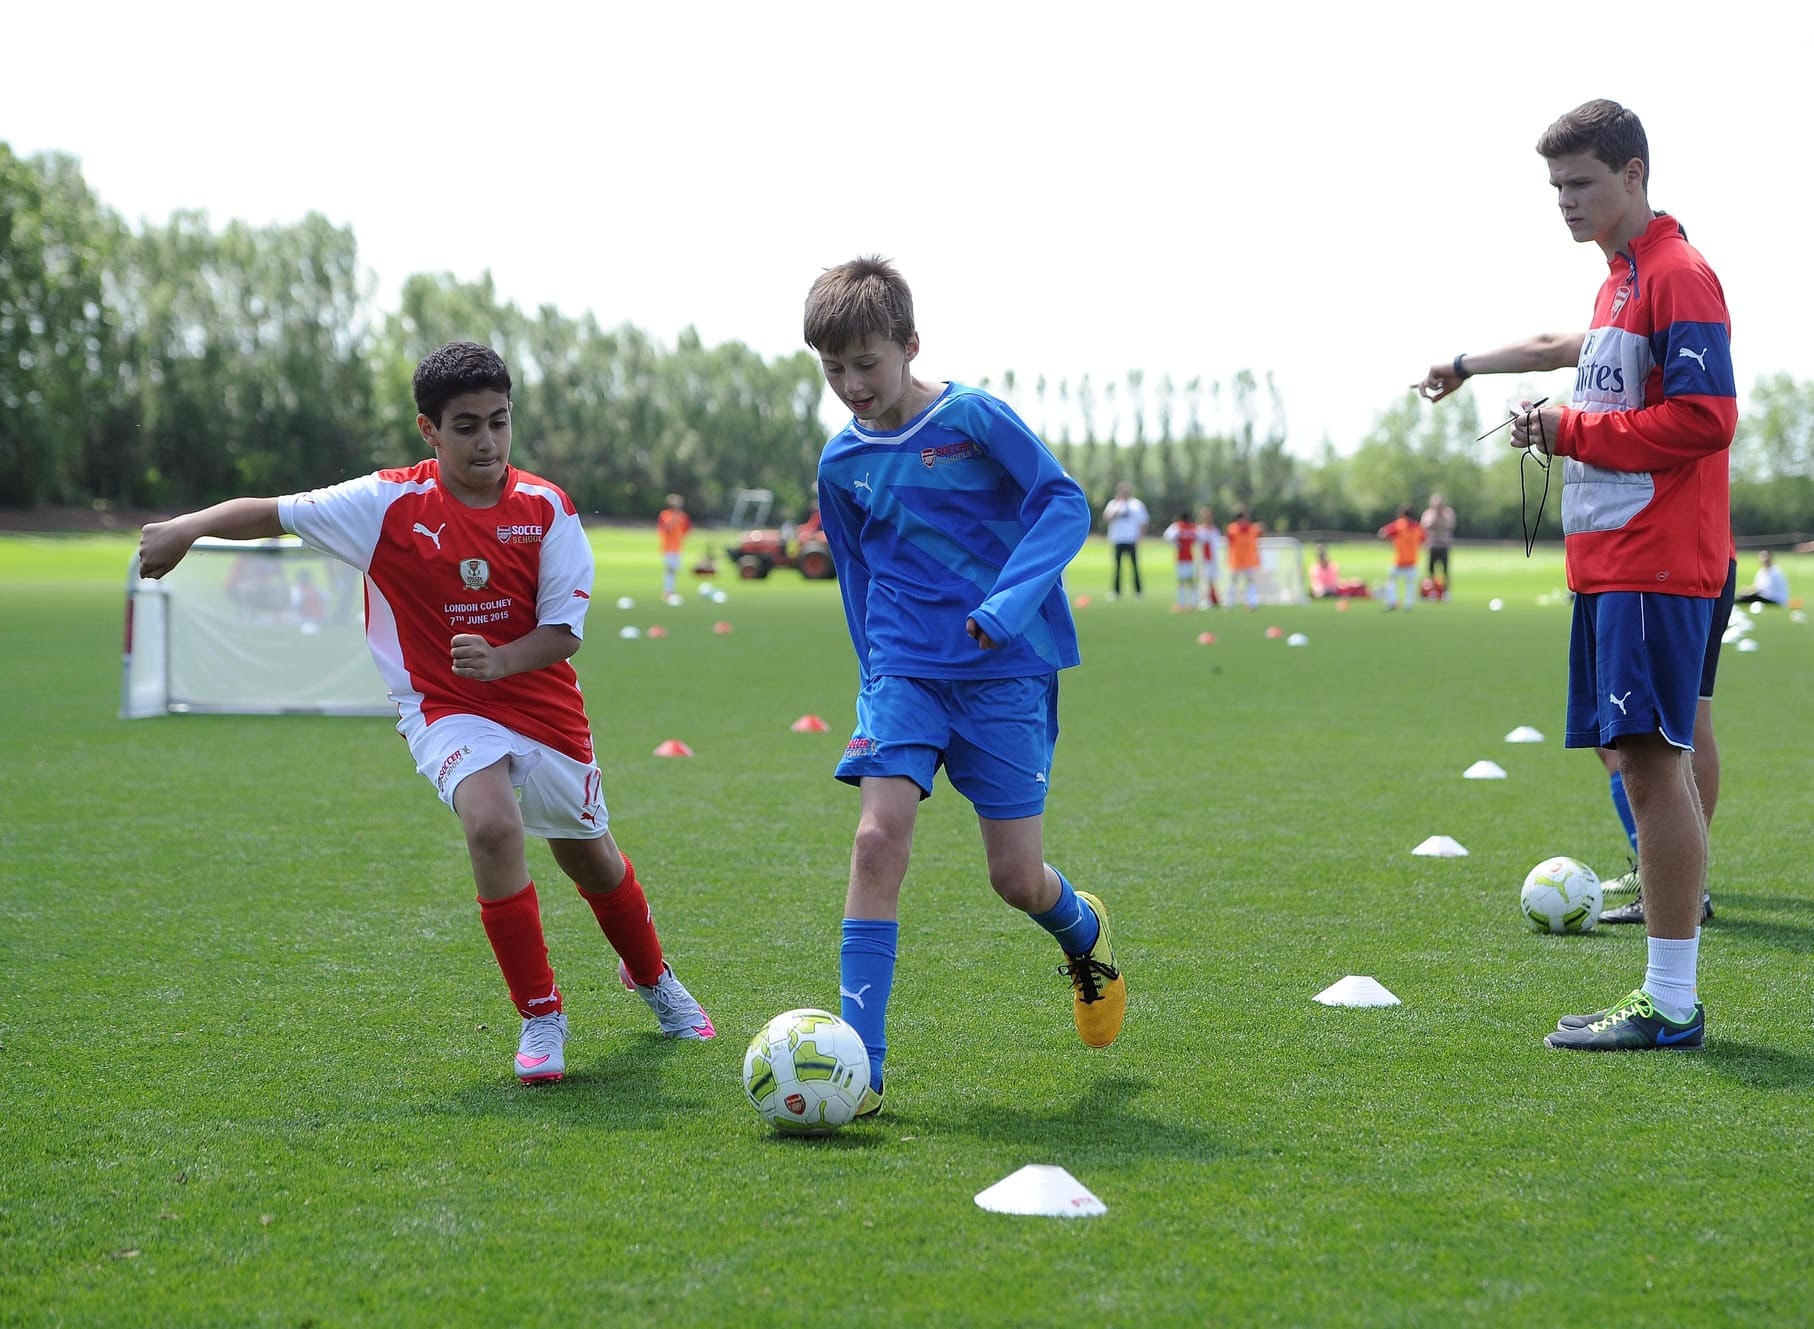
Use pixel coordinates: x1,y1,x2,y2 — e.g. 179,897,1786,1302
721,488,836,581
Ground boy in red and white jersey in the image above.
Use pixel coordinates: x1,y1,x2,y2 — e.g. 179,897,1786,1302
138,341,714,1083
1161,512,1200,611
1195,506,1222,608
1415,101,1735,1051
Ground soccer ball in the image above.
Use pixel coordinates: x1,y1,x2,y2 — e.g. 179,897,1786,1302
1520,856,1603,933
742,1008,870,1135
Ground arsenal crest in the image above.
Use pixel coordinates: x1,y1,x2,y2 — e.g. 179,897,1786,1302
460,558,490,590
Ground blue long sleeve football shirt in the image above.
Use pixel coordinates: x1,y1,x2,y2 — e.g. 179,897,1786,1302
816,383,1090,684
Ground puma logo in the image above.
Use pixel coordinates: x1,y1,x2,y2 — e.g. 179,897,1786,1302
1609,691,1631,716
1677,346,1708,371
413,521,446,550
852,473,872,494
840,983,873,1010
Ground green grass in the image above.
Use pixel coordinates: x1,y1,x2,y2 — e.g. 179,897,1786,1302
2,530,1810,1328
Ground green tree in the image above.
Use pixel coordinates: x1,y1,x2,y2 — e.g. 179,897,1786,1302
0,146,129,507
1732,373,1814,535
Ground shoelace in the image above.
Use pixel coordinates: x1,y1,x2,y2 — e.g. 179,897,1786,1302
649,977,688,1020
520,1013,564,1056
1589,990,1653,1032
1060,956,1119,1004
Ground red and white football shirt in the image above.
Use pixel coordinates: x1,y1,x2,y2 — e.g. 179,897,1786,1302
278,459,596,762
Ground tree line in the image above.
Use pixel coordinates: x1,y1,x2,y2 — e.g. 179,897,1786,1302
5,144,1809,538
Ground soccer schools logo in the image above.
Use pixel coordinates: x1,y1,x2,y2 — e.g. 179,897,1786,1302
435,744,473,793
919,440,983,468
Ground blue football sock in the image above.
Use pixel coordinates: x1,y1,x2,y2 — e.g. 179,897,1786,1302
1609,772,1638,852
1030,867,1100,957
840,919,897,1092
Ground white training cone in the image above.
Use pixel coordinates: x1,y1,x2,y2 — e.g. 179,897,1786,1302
1463,760,1507,780
1504,725,1545,744
974,1165,1106,1218
1791,609,1807,624
1287,632,1309,647
618,626,641,639
1412,835,1468,857
1749,601,1764,616
1736,637,1759,652
1489,597,1505,611
1314,975,1401,1008
615,596,635,610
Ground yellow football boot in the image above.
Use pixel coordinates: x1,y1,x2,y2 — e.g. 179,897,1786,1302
1063,891,1126,1048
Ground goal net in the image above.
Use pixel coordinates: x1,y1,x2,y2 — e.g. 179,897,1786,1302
1248,536,1306,604
122,538,391,718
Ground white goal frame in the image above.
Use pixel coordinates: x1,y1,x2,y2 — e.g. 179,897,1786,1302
1244,536,1305,605
121,538,392,718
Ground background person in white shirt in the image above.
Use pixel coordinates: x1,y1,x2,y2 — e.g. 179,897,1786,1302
1102,482,1149,600
1735,549,1789,606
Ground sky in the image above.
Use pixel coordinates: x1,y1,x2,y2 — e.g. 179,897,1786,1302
6,1,1808,455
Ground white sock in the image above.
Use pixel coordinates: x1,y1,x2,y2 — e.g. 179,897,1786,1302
1643,931,1700,1022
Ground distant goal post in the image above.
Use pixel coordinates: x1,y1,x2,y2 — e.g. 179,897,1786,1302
122,537,392,718
1246,536,1305,604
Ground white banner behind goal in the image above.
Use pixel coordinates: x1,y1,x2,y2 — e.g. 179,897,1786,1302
122,538,392,718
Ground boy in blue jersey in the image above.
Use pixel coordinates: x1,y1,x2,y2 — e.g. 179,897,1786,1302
803,256,1125,1115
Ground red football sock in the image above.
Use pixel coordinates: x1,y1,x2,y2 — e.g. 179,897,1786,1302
478,882,562,1018
578,854,665,986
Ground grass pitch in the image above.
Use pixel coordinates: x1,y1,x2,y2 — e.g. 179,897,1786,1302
1,531,1810,1327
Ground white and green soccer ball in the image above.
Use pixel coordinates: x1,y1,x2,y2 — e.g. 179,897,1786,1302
742,1008,870,1135
1520,856,1603,933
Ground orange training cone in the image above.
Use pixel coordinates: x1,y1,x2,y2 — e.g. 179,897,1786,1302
713,621,734,634
653,739,694,757
790,715,830,733
646,625,668,638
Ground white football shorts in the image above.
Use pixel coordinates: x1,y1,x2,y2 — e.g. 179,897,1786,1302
400,712,610,840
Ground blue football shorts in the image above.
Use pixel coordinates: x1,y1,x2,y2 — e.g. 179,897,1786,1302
1566,590,1715,751
835,674,1059,821
1698,558,1738,699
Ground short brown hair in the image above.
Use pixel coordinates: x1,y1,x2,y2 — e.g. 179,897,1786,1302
1536,99,1649,186
804,256,915,352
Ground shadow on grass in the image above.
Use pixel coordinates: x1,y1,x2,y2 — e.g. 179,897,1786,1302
1702,900,1814,953
948,1072,1233,1165
434,1035,726,1129
1703,1041,1814,1091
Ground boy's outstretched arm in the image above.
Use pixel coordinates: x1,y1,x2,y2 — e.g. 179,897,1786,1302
1414,332,1585,402
138,498,285,579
